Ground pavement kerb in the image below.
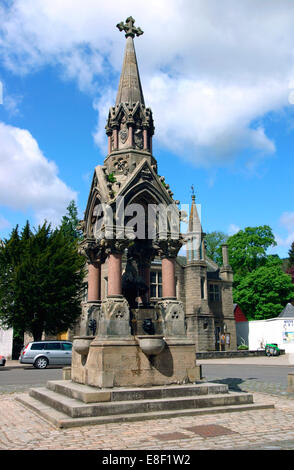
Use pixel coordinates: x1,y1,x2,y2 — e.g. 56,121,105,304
2,360,63,370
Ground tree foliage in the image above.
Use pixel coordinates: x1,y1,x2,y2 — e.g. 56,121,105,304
233,257,294,320
286,241,294,283
227,225,277,286
0,220,85,341
228,226,294,320
205,231,228,265
59,200,83,242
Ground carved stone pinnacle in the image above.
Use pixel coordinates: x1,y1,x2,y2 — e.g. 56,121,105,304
116,16,144,38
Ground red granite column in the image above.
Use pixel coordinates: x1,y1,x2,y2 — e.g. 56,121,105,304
107,253,122,296
162,257,176,299
143,129,148,151
108,135,112,154
88,262,101,301
113,128,118,150
128,125,133,147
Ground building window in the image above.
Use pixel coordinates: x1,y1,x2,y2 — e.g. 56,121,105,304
201,278,205,299
150,271,162,298
209,283,220,302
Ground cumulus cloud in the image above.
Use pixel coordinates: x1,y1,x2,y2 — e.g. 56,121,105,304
228,224,241,236
276,212,294,248
0,122,77,226
0,0,294,167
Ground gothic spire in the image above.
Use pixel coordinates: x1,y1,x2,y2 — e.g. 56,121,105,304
116,17,145,106
188,190,202,234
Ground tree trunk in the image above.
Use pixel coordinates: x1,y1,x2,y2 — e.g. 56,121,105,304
32,320,44,341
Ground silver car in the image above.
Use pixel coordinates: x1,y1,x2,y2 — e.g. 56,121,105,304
19,340,72,369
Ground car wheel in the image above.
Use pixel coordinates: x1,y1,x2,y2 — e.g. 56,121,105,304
34,357,48,369
269,348,275,356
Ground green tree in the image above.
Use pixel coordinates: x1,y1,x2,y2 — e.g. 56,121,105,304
288,241,294,266
0,221,85,341
286,241,294,283
60,200,83,242
227,225,277,286
233,258,294,320
205,231,228,265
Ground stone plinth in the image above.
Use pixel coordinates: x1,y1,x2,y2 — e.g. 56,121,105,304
71,337,201,388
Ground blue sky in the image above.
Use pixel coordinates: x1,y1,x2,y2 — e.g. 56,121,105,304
0,0,293,258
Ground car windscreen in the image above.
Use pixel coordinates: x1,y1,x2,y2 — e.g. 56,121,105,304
30,343,45,350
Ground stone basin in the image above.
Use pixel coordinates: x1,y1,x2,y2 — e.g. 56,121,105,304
136,335,165,356
73,336,95,356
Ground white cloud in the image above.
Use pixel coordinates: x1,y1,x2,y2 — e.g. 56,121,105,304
0,0,294,167
0,215,11,230
0,122,77,226
276,212,294,248
228,224,241,236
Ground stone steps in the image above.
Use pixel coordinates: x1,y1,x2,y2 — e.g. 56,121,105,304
16,391,274,429
15,379,275,428
28,386,254,418
46,380,229,403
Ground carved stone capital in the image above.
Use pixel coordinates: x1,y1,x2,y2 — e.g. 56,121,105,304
78,238,107,265
153,237,184,259
100,238,131,255
127,241,157,266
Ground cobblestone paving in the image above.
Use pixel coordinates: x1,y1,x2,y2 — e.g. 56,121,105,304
208,376,294,400
1,386,294,451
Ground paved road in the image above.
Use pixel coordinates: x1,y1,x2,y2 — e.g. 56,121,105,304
199,354,294,398
202,364,291,397
1,356,294,451
0,357,293,398
0,366,63,394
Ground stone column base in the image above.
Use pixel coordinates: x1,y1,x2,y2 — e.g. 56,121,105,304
71,337,200,388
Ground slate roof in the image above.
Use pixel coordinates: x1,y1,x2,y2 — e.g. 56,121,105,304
278,303,294,318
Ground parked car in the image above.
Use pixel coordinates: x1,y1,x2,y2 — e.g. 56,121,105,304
265,343,281,356
0,355,6,366
19,340,72,369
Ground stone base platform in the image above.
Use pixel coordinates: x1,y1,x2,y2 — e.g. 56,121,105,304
16,380,274,429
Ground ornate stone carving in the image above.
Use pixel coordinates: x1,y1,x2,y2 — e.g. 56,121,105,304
134,129,143,149
78,238,107,265
119,128,128,144
98,297,131,337
158,299,186,337
116,16,144,39
153,237,184,259
114,157,129,174
100,238,131,255
140,166,153,181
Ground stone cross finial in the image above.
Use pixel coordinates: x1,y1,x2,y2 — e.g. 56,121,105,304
116,16,144,38
191,185,195,200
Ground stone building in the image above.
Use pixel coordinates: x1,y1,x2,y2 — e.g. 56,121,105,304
74,16,237,353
